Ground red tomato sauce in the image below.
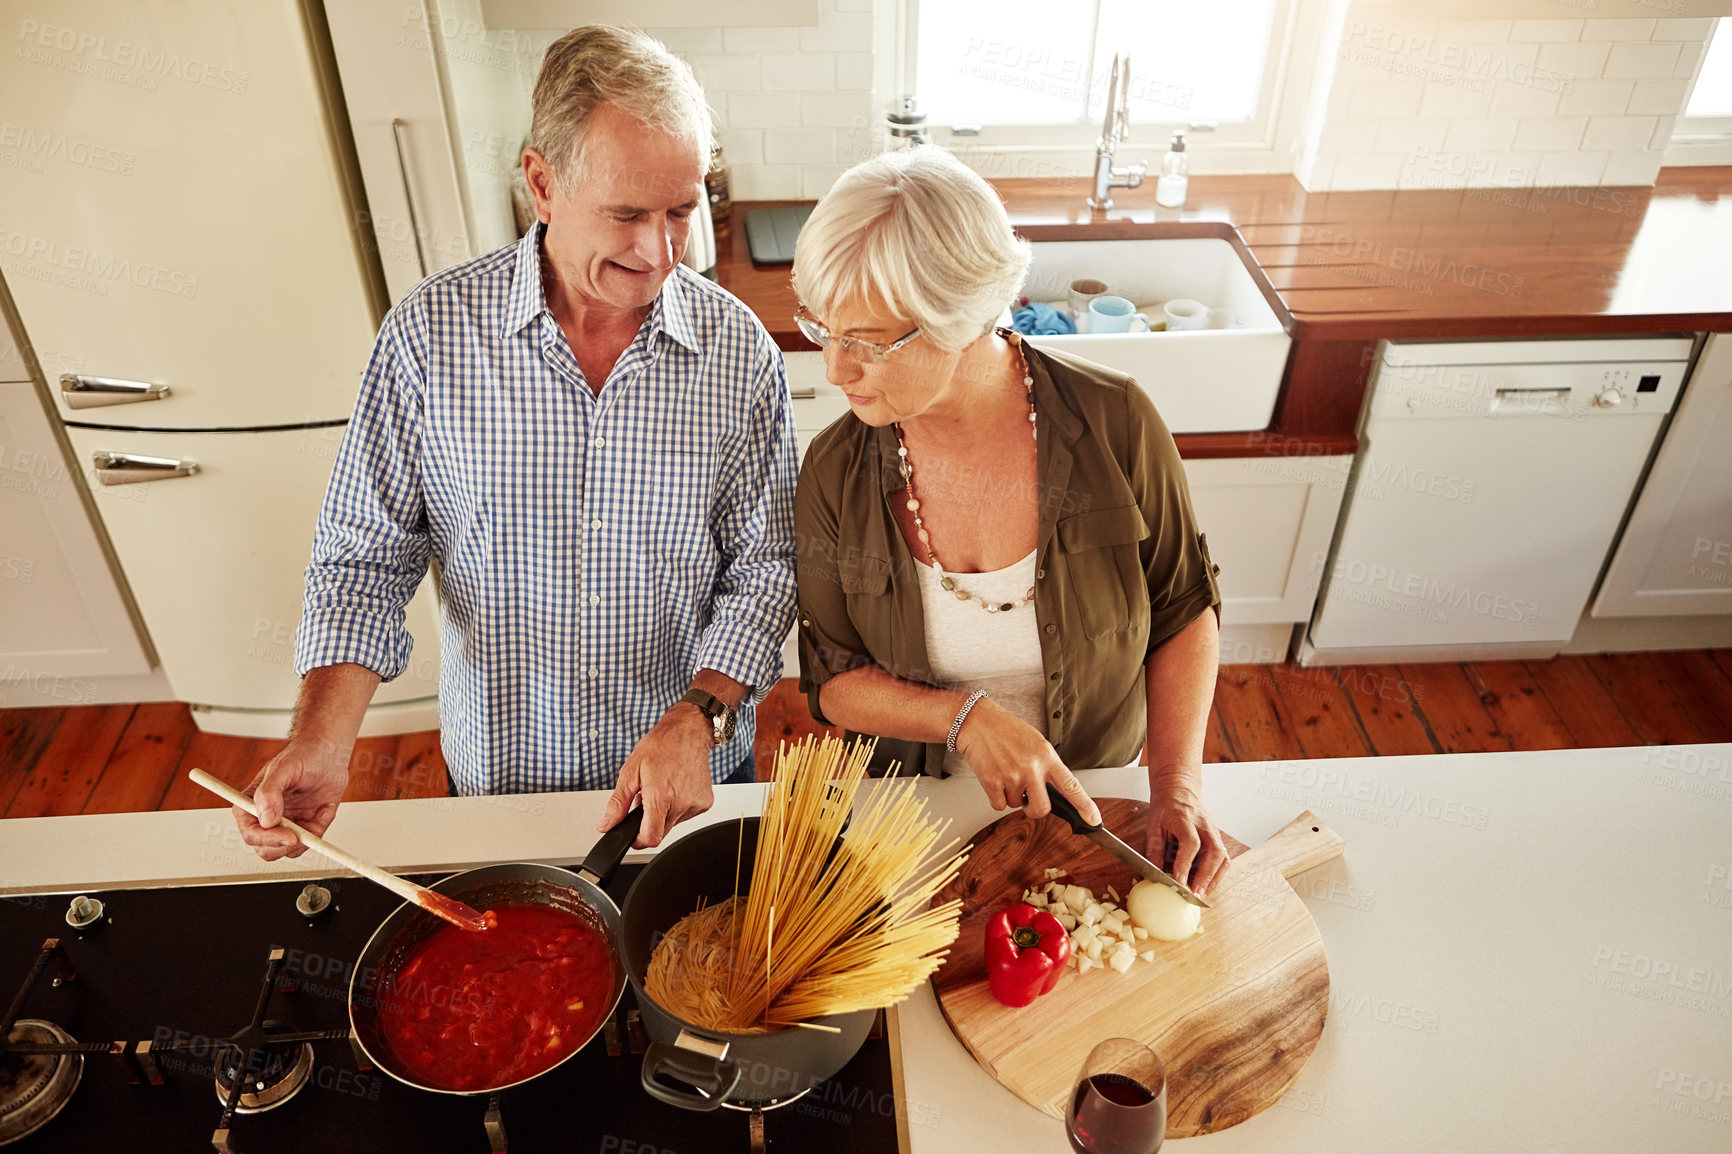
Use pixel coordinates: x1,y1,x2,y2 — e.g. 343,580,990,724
377,902,614,1091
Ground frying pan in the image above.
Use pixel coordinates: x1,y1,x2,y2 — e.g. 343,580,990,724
348,808,644,1095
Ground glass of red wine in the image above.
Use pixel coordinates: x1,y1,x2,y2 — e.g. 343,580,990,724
1066,1038,1167,1154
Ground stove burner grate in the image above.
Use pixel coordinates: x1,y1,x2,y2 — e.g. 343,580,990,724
212,1030,315,1115
0,1019,83,1147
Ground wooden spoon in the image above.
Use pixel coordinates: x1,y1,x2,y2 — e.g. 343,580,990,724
189,768,490,932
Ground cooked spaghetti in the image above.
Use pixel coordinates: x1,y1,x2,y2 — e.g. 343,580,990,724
644,735,966,1031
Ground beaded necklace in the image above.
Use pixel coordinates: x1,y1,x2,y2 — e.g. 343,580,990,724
893,334,1038,614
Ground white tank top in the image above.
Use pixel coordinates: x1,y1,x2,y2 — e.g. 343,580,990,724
914,551,1047,776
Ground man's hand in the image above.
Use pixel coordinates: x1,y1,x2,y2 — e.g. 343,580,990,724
1144,769,1230,899
599,703,716,848
237,737,351,862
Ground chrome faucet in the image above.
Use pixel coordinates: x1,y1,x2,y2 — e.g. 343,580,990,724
1088,54,1145,212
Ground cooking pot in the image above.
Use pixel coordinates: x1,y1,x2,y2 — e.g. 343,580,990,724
348,808,644,1095
621,816,876,1110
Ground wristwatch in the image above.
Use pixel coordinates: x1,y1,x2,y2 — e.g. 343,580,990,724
680,687,737,746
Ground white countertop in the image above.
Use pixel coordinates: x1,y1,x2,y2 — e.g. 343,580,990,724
4,744,1731,1152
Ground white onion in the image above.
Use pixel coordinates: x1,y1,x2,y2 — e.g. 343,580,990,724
1126,879,1202,941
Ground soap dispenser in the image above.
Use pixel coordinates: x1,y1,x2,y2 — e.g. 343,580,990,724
1155,130,1189,208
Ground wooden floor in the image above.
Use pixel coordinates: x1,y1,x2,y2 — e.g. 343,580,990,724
4,651,1731,820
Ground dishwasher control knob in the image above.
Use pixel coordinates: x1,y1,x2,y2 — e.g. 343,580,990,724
1594,387,1624,409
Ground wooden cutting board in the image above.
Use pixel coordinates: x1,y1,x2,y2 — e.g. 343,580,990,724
931,800,1344,1137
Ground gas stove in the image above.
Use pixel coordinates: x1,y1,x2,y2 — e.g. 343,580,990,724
0,864,902,1153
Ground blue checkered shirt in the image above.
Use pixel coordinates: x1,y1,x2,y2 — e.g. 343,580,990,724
295,223,797,794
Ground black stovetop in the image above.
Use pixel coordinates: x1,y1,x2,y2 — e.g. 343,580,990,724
0,864,901,1153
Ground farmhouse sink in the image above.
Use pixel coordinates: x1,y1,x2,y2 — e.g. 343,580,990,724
1016,223,1294,433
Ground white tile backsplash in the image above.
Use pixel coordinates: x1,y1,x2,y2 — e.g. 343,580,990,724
1602,150,1665,185
1581,18,1657,42
1536,41,1611,78
1583,114,1659,151
1510,20,1584,43
1299,2,1712,193
764,128,836,164
1557,79,1635,117
655,0,1713,200
1537,149,1609,186
1444,116,1519,153
1604,41,1683,79
1488,81,1561,118
1513,116,1588,152
1628,79,1690,116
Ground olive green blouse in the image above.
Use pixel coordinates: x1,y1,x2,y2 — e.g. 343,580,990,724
794,341,1222,778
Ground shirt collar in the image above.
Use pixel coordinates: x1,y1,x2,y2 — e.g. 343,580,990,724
499,221,703,355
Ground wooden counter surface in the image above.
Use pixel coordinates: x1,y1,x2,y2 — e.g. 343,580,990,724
713,167,1732,452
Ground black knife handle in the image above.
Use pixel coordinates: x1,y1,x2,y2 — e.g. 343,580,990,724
1043,783,1098,834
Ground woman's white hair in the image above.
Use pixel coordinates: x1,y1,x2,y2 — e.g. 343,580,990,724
793,148,1031,354
530,25,713,190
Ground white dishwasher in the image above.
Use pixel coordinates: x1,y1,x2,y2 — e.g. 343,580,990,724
1300,337,1695,664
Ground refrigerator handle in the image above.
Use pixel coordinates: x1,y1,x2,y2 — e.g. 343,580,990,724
93,451,200,486
392,119,430,279
60,374,171,409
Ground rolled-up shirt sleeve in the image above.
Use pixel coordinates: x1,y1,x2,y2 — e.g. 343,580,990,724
294,309,432,681
691,329,798,705
1126,381,1222,656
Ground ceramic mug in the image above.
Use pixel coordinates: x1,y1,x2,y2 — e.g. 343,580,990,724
1163,298,1209,330
1089,295,1152,333
1068,278,1109,333
1205,308,1242,329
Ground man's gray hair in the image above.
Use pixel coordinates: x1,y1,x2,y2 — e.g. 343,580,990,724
530,25,713,189
793,148,1031,354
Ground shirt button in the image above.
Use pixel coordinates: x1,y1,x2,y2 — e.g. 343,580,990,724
591,518,603,529
588,667,599,678
1051,709,1062,719
589,594,601,606
1044,623,1056,634
1036,568,1046,579
589,728,600,738
1050,671,1060,681
801,619,811,627
593,436,606,448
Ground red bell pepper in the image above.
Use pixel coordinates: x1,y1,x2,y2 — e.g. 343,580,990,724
985,902,1070,1007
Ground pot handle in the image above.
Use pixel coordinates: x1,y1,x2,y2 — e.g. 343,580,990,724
578,805,645,887
641,1038,742,1111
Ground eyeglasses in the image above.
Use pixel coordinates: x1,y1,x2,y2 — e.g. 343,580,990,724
794,307,921,364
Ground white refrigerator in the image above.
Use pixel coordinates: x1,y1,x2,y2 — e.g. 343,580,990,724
0,0,442,735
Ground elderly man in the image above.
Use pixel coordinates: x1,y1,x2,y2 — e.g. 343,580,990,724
236,26,795,858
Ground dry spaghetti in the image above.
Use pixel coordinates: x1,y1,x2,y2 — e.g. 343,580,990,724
644,734,966,1031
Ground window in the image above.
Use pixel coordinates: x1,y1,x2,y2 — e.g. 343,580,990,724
898,0,1313,173
1669,18,1732,164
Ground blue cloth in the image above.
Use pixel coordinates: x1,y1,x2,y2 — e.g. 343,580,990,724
296,222,798,795
1010,302,1076,336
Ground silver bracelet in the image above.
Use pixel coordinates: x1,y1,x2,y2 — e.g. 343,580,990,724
947,690,988,753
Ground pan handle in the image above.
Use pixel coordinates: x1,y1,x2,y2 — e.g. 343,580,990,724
641,1035,742,1111
578,805,645,887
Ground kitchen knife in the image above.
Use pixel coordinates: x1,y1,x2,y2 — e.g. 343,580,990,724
1043,784,1211,909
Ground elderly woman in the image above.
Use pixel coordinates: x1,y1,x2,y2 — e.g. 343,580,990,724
792,148,1231,897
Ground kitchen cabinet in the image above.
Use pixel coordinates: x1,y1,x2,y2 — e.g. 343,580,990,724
1183,453,1353,663
0,376,153,687
1593,333,1732,618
